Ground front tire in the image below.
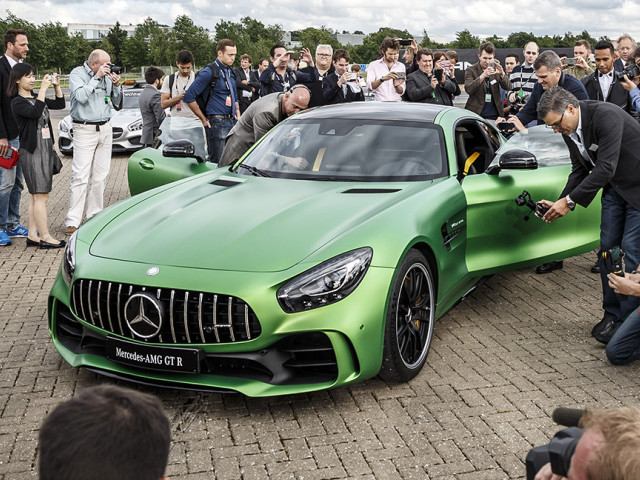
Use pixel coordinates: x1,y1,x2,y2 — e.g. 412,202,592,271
379,250,435,382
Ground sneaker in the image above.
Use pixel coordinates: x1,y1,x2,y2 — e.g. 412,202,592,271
6,225,28,238
0,231,11,246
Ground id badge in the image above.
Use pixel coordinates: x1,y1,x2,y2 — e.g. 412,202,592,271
104,95,110,104
41,127,51,140
485,93,492,103
176,103,182,111
225,96,232,107
518,88,524,98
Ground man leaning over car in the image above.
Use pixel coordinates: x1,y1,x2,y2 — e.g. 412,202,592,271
537,86,640,345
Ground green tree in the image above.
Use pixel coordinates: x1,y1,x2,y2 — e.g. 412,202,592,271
38,22,74,71
450,29,480,49
577,30,597,47
170,15,213,67
214,17,284,67
298,27,341,56
121,18,168,68
505,31,538,49
351,27,412,64
483,35,508,49
106,22,128,66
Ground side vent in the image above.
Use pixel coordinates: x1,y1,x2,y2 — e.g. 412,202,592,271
211,179,243,187
342,188,401,194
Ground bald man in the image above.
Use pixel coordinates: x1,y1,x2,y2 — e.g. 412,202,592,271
218,86,310,166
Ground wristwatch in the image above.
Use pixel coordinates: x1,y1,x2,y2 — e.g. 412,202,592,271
565,195,576,211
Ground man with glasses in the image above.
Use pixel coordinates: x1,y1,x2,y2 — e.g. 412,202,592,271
620,45,640,112
299,44,335,107
537,86,640,344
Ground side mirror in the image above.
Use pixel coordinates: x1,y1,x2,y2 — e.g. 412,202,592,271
498,149,538,170
162,139,206,163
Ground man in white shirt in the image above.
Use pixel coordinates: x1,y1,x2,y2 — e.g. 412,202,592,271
366,37,406,102
160,50,198,120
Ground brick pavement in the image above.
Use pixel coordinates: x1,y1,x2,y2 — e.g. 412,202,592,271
2,126,640,479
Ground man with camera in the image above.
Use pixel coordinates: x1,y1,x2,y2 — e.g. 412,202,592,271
64,49,122,235
507,42,538,116
367,37,407,102
322,49,365,104
537,86,640,344
619,45,640,112
563,39,595,80
614,34,636,72
259,45,315,97
299,44,335,107
405,48,457,105
464,42,511,120
530,407,640,480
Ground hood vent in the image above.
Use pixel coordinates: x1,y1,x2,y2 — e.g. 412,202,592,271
341,188,401,194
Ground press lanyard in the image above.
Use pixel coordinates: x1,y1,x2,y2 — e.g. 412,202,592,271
215,60,232,94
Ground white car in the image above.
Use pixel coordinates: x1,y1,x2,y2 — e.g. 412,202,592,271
58,83,145,155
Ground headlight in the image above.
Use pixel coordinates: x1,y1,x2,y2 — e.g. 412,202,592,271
277,247,372,313
128,119,143,132
62,230,78,286
59,120,69,133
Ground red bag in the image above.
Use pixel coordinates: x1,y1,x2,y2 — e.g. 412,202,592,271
0,146,19,169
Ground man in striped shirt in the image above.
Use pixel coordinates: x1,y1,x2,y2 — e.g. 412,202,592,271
508,41,539,119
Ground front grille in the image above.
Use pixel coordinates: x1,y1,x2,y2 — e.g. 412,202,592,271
112,127,124,139
70,279,261,344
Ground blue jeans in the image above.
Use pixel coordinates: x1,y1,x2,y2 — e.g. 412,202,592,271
0,137,23,232
205,117,235,164
606,307,640,365
599,186,640,322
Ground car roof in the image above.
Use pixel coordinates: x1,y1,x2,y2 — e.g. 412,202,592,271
294,102,452,123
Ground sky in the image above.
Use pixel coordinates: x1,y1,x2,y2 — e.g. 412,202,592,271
4,1,640,43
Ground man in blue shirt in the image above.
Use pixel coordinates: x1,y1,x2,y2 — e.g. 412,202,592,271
185,39,240,164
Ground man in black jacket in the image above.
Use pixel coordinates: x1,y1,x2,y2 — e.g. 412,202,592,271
0,28,29,246
538,87,640,344
322,49,364,105
582,41,632,111
299,44,335,107
405,48,456,105
235,54,259,114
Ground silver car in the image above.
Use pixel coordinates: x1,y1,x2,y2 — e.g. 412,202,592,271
58,85,145,155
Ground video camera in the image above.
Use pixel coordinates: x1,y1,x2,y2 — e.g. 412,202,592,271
525,407,584,480
107,62,122,75
601,246,627,300
509,93,530,115
615,63,640,81
515,190,549,220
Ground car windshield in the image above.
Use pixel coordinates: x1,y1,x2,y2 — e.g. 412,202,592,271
156,116,208,160
490,125,571,167
236,119,447,181
122,91,141,110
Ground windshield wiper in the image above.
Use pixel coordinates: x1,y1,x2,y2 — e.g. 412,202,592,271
235,163,271,177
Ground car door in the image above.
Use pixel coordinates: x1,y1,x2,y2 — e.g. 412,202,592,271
127,117,217,195
460,124,600,275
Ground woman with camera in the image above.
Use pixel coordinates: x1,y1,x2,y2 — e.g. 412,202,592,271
9,63,65,248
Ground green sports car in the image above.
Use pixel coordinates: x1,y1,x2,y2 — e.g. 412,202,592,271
48,103,600,397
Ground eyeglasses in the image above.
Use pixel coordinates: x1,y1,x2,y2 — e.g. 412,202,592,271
317,53,332,58
545,109,566,129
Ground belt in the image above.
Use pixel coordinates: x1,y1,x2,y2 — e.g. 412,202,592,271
72,119,108,125
207,114,234,119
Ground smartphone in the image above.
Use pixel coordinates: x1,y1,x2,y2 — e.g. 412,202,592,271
399,39,412,46
564,58,576,66
395,71,406,79
497,122,512,131
432,69,444,80
347,73,358,82
289,52,300,60
488,60,495,69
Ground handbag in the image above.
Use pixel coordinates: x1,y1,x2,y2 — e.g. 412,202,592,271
0,146,19,169
51,149,63,175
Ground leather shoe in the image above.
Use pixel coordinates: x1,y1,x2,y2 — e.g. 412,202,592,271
591,260,600,274
594,319,620,345
536,260,564,274
39,239,66,249
592,316,616,337
26,238,40,247
65,226,78,235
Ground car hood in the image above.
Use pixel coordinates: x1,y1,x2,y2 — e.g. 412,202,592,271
112,109,141,125
90,175,423,272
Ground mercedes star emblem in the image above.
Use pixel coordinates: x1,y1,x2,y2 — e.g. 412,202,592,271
147,266,160,276
124,292,164,339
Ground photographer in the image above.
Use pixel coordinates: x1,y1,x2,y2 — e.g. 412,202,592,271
64,49,122,235
606,268,640,365
531,407,640,480
405,49,456,105
619,45,640,113
464,42,511,120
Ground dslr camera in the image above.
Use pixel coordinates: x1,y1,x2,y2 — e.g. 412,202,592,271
509,93,530,115
615,62,640,81
107,62,122,75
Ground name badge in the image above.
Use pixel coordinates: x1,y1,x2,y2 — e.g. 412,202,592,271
41,127,51,140
485,93,492,103
176,103,182,111
588,144,599,152
490,79,497,85
225,96,232,107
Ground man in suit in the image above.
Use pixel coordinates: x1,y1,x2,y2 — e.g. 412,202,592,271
251,58,268,102
405,48,457,105
235,54,259,114
139,66,165,147
538,86,640,344
0,28,29,246
464,42,511,120
218,85,310,167
322,49,365,105
299,45,335,107
614,34,635,72
582,41,631,111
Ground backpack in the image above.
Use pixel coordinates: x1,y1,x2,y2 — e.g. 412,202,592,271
169,62,219,113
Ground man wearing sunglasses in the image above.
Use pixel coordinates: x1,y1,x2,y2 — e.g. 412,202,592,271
537,86,640,345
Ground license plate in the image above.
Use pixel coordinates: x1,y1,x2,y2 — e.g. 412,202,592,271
106,337,201,374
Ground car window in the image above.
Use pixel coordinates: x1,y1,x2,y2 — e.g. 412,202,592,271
238,119,447,182
122,91,141,110
156,117,208,160
490,125,570,167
